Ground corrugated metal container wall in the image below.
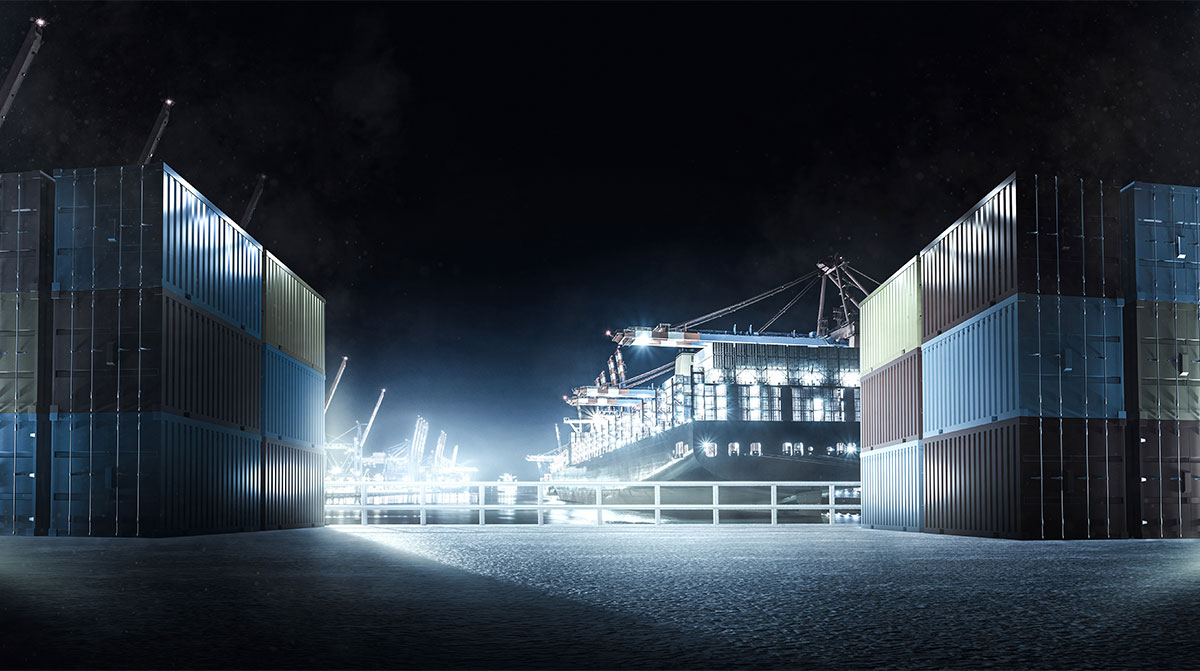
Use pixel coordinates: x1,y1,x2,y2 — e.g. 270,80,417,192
52,164,262,337
860,256,921,375
1133,300,1200,420
922,174,1121,341
0,414,37,535
924,417,1125,539
262,439,324,530
262,346,324,447
923,294,1124,437
1122,182,1200,304
263,252,325,373
162,166,262,337
49,412,260,537
861,440,923,531
0,292,40,413
860,348,921,449
1136,419,1200,538
52,289,163,413
162,294,261,431
0,171,52,293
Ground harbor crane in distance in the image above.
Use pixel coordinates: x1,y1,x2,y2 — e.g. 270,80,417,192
137,98,175,165
325,356,349,413
241,173,267,227
0,18,46,136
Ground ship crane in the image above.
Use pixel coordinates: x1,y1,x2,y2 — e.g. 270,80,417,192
610,256,877,349
137,98,175,165
0,18,47,136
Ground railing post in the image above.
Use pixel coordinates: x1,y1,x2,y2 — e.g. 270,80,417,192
654,485,661,525
712,485,720,525
537,483,544,526
360,483,367,526
478,484,485,525
419,483,427,526
828,484,836,524
771,484,778,526
596,486,603,526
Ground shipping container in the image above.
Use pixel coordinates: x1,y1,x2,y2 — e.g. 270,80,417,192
921,174,1121,341
0,413,37,535
0,292,40,414
262,438,324,530
1121,181,1200,304
53,164,262,337
263,251,325,374
861,347,921,449
1130,300,1200,421
924,417,1126,539
860,256,921,375
51,289,260,431
0,171,53,294
923,293,1124,437
1133,419,1200,538
49,411,261,537
861,440,922,531
262,345,324,447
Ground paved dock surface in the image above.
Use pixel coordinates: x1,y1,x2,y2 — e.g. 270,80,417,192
0,526,1197,669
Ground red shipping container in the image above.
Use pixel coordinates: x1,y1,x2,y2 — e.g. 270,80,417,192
861,348,921,450
921,173,1122,341
924,417,1126,539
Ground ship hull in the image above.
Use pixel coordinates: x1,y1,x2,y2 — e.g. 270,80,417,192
552,420,860,503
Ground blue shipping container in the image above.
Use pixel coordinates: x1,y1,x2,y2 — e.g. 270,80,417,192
49,411,260,536
262,345,324,447
922,293,1124,437
52,164,262,337
861,440,922,532
263,438,324,530
0,413,37,535
1123,181,1200,304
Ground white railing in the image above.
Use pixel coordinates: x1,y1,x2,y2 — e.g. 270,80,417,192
325,480,862,526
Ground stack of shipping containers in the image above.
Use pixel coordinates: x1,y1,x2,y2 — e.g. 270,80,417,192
0,171,52,536
859,256,923,531
1122,182,1200,538
863,173,1128,539
262,251,325,530
30,162,325,537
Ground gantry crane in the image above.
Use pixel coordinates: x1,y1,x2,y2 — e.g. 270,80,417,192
137,98,175,165
325,356,349,413
0,18,46,136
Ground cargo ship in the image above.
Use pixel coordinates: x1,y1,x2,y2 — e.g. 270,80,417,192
532,260,871,503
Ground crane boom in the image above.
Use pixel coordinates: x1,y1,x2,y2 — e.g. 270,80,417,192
674,270,816,330
0,18,46,136
137,98,174,165
324,355,348,413
241,173,267,227
359,388,386,452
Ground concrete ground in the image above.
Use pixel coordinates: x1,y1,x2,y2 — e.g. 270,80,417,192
0,525,1197,669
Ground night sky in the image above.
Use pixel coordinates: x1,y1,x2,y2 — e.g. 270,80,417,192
1,2,1198,477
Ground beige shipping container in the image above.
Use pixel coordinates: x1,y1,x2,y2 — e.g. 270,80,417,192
859,255,921,375
1135,300,1200,421
0,292,39,413
263,251,326,374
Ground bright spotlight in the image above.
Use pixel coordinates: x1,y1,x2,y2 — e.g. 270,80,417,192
34,18,47,27
164,98,175,106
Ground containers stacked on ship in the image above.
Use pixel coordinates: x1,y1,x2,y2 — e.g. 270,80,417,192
919,173,1126,539
859,256,923,531
1121,181,1200,538
49,164,266,536
261,251,325,530
0,172,53,536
